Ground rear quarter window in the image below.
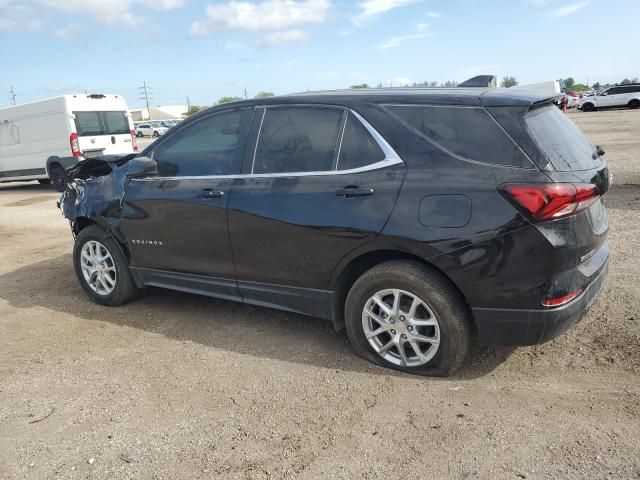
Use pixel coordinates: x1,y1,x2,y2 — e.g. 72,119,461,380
384,105,531,168
525,105,601,172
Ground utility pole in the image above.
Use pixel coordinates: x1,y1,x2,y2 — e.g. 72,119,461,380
138,81,153,120
9,85,16,106
243,87,248,99
186,96,191,110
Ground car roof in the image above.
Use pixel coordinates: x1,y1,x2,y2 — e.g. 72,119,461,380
204,88,557,114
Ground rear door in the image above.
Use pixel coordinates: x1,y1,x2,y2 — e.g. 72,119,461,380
227,105,405,316
73,110,134,157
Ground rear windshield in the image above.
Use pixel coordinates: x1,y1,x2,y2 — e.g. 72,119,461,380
525,105,601,171
74,111,130,136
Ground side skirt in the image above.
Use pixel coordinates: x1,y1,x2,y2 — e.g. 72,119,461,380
131,267,331,320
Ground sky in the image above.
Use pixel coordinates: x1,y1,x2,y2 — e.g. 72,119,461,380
1,0,639,109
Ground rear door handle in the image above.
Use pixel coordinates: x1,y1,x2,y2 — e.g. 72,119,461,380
335,186,375,198
199,189,225,199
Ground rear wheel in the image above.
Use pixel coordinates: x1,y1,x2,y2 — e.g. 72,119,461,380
73,225,139,306
152,131,159,138
345,261,470,376
137,131,143,137
581,102,595,112
628,99,640,109
49,163,67,192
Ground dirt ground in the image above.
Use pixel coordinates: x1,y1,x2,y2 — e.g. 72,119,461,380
1,109,639,480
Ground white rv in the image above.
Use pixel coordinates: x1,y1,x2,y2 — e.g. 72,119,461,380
0,94,138,191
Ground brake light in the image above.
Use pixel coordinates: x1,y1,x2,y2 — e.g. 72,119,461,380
542,289,582,307
499,183,599,222
70,132,81,157
130,130,139,152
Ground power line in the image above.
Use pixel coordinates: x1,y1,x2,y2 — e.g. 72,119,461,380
138,81,153,120
9,85,16,106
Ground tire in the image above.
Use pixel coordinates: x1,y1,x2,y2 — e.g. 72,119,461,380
49,163,68,192
344,261,470,376
152,131,159,138
73,225,139,306
38,179,51,185
581,102,595,112
629,99,640,109
137,131,143,138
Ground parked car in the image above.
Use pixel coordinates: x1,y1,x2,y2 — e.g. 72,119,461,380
59,88,610,376
0,94,137,191
136,122,168,137
579,84,640,111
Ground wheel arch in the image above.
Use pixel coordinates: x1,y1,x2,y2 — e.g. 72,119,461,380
328,248,472,332
72,216,132,261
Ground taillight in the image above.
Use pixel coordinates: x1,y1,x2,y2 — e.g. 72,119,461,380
542,289,582,308
499,183,599,222
70,132,81,157
130,130,139,152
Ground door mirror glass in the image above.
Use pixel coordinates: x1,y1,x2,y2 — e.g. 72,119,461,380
126,156,158,178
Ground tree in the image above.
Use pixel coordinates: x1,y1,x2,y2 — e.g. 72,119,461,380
217,96,243,104
255,91,274,98
350,83,369,89
185,105,204,116
560,77,575,90
592,82,601,90
501,76,518,88
441,80,458,87
621,78,633,85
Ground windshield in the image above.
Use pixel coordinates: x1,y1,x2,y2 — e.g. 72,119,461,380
74,111,130,136
525,104,601,172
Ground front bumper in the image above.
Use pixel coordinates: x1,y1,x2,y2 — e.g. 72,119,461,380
472,261,608,346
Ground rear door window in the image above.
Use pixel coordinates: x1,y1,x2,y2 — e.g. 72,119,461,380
253,107,343,174
74,111,130,136
385,105,530,167
337,112,385,170
525,104,600,171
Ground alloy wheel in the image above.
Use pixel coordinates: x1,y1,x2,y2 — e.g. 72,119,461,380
362,289,440,367
80,240,117,295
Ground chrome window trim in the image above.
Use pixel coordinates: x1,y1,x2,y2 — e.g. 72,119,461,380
133,106,403,182
250,108,266,174
334,111,349,170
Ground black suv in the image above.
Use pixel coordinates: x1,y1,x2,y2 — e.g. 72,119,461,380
60,88,610,376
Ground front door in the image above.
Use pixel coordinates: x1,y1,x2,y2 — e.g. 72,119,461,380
122,108,251,297
228,106,405,316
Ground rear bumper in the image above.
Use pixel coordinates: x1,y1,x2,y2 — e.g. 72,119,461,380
472,261,608,346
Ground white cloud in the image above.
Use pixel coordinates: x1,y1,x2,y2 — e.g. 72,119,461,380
551,1,590,16
416,22,428,32
376,32,429,49
0,1,42,32
256,29,310,47
353,0,421,24
425,11,440,18
53,26,74,39
191,0,331,36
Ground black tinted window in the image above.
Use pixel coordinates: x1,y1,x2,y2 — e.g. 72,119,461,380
525,104,600,172
387,105,528,167
338,113,385,170
152,110,244,177
74,111,130,136
253,107,342,174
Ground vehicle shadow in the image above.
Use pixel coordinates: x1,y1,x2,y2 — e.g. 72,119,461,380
0,254,514,380
0,182,56,193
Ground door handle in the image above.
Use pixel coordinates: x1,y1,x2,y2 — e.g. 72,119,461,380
199,189,225,199
335,186,374,198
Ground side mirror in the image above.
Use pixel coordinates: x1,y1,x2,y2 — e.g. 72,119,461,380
596,145,605,157
126,156,158,178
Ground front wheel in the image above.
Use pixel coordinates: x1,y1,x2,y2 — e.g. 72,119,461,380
345,261,470,376
581,102,595,112
152,131,159,138
629,99,640,109
73,225,139,306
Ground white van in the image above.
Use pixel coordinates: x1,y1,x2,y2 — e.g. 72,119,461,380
0,94,138,191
